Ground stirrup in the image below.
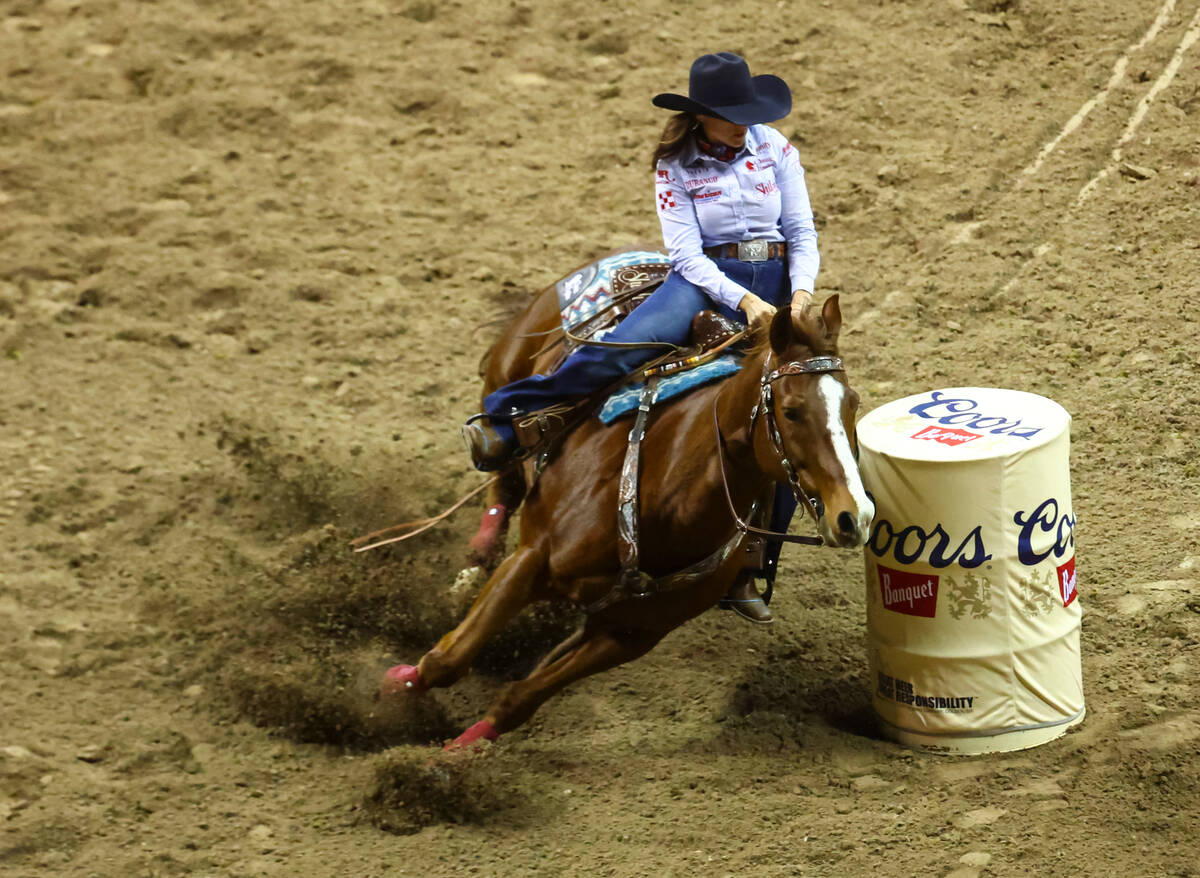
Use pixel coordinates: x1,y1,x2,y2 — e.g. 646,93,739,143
462,415,521,472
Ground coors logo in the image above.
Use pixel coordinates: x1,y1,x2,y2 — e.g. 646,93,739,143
878,565,939,618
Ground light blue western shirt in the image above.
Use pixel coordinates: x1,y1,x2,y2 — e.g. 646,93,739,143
654,124,819,312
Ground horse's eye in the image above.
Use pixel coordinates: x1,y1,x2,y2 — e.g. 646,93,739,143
783,407,804,422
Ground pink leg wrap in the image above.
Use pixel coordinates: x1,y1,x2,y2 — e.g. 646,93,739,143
467,504,508,558
379,664,427,697
445,720,499,750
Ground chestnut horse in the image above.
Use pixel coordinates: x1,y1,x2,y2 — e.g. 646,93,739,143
382,296,875,748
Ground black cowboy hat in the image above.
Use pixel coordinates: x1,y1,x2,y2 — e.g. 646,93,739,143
652,52,792,125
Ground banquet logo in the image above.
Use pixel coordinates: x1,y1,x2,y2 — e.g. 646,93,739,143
694,189,722,202
912,426,981,446
878,565,939,617
1058,556,1077,606
908,391,1045,440
867,519,992,569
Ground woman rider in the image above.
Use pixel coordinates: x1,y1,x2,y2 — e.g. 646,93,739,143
463,52,820,623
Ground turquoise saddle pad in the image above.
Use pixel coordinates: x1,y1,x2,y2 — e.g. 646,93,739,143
598,355,742,425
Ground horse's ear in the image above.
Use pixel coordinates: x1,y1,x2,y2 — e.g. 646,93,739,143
769,305,793,354
821,294,842,337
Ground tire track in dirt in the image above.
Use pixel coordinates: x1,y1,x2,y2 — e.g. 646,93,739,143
882,1,1194,320
963,0,1200,300
1018,0,1179,181
1077,2,1200,203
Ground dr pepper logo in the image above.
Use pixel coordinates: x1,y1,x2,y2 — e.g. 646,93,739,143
912,425,980,446
878,564,939,618
1058,556,1077,607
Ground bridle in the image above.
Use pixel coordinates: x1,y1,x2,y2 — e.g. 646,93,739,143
713,351,846,546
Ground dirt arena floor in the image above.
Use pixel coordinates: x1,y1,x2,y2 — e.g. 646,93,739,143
2,0,1199,875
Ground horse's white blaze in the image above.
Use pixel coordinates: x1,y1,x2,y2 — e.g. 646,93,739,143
817,374,875,542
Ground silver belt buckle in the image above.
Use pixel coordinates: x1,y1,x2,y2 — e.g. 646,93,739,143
737,239,768,262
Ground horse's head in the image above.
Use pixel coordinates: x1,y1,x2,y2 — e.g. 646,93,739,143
759,296,874,548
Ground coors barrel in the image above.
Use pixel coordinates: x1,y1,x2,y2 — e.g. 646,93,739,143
857,387,1085,754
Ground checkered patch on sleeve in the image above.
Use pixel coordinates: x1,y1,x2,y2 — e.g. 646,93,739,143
657,190,677,212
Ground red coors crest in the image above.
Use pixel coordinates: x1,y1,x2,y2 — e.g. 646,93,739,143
1057,556,1077,607
878,564,939,618
912,425,981,446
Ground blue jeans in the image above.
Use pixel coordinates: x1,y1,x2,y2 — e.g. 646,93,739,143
485,258,789,421
485,257,796,585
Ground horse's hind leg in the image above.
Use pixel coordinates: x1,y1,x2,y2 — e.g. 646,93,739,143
396,545,544,696
467,468,526,569
448,626,662,747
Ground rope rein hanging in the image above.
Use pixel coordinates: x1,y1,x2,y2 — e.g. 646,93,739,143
350,477,498,553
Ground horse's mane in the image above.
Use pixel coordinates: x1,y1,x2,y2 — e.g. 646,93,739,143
738,304,836,373
740,321,773,370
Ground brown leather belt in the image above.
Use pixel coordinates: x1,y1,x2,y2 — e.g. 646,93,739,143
704,240,787,262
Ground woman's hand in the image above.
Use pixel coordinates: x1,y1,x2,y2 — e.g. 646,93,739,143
738,292,776,326
791,289,814,310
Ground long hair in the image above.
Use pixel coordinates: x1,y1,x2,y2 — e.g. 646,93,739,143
650,112,697,168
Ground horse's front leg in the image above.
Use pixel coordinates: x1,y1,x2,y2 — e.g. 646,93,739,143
446,623,663,748
381,545,545,696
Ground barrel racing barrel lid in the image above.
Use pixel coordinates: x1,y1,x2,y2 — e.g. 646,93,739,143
857,387,1071,463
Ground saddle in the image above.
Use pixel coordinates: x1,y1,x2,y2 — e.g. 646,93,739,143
510,309,747,450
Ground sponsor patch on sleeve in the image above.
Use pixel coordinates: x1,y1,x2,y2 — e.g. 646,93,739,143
657,190,677,212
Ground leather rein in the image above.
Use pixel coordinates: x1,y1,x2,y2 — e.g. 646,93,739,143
713,352,846,547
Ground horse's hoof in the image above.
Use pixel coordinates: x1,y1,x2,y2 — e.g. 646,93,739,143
444,719,499,750
380,664,427,698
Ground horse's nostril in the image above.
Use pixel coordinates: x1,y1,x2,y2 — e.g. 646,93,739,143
837,511,857,536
